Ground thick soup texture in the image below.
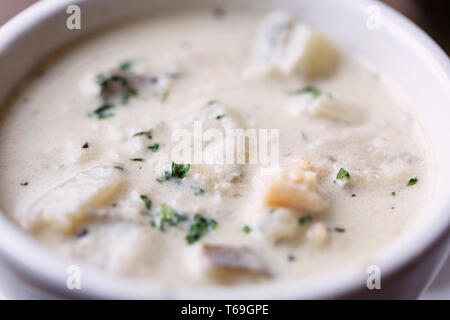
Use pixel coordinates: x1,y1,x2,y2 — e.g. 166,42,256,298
0,10,432,287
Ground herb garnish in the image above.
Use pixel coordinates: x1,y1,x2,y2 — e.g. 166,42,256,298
171,162,190,179
157,170,172,183
148,143,160,152
140,195,152,211
291,86,321,98
133,129,153,139
407,177,418,186
186,214,218,244
119,61,132,71
216,114,226,120
299,215,313,225
207,100,219,107
130,158,145,162
336,168,350,180
392,191,396,197
243,225,252,234
90,104,115,119
161,90,170,103
151,204,188,231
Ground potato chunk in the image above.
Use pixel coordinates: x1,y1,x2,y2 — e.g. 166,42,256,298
286,92,364,125
23,166,126,233
245,11,339,79
264,160,326,212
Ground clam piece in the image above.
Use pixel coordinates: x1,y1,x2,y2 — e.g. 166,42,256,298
203,244,271,278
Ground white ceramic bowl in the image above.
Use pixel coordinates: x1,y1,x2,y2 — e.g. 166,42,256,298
0,0,449,299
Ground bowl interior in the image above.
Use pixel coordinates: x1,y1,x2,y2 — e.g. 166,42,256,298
0,0,449,299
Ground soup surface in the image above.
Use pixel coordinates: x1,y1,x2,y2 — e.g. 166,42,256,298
0,10,432,288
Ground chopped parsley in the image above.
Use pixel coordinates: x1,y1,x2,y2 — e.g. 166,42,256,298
216,114,226,120
299,215,313,225
336,168,350,180
186,214,218,244
171,162,190,179
148,143,160,152
407,177,418,186
140,195,152,211
133,129,153,139
207,100,219,106
89,104,115,119
392,191,396,197
152,204,188,231
161,90,170,103
119,61,132,71
243,225,252,234
157,170,172,183
130,158,145,162
291,86,321,98
156,162,190,183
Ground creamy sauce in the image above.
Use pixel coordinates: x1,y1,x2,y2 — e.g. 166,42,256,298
0,10,432,288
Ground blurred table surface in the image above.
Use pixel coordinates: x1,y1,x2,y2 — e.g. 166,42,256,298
0,0,449,300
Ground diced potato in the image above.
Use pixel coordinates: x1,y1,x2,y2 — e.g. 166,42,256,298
23,166,126,233
282,24,339,78
306,222,329,247
257,208,300,242
286,93,364,124
264,160,326,212
244,11,339,79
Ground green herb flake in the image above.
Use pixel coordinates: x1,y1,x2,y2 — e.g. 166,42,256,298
157,170,171,183
130,158,145,162
407,177,418,186
186,214,218,244
291,86,321,98
299,215,313,225
90,104,115,119
133,129,153,139
243,225,251,234
216,114,226,120
148,143,160,152
336,168,350,180
207,100,219,107
171,162,190,179
119,61,133,71
156,204,188,231
161,90,170,103
391,191,396,197
140,195,152,211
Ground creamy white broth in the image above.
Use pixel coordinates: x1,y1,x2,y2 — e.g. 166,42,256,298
0,10,432,287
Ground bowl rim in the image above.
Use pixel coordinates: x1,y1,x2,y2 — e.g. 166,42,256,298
0,0,449,299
